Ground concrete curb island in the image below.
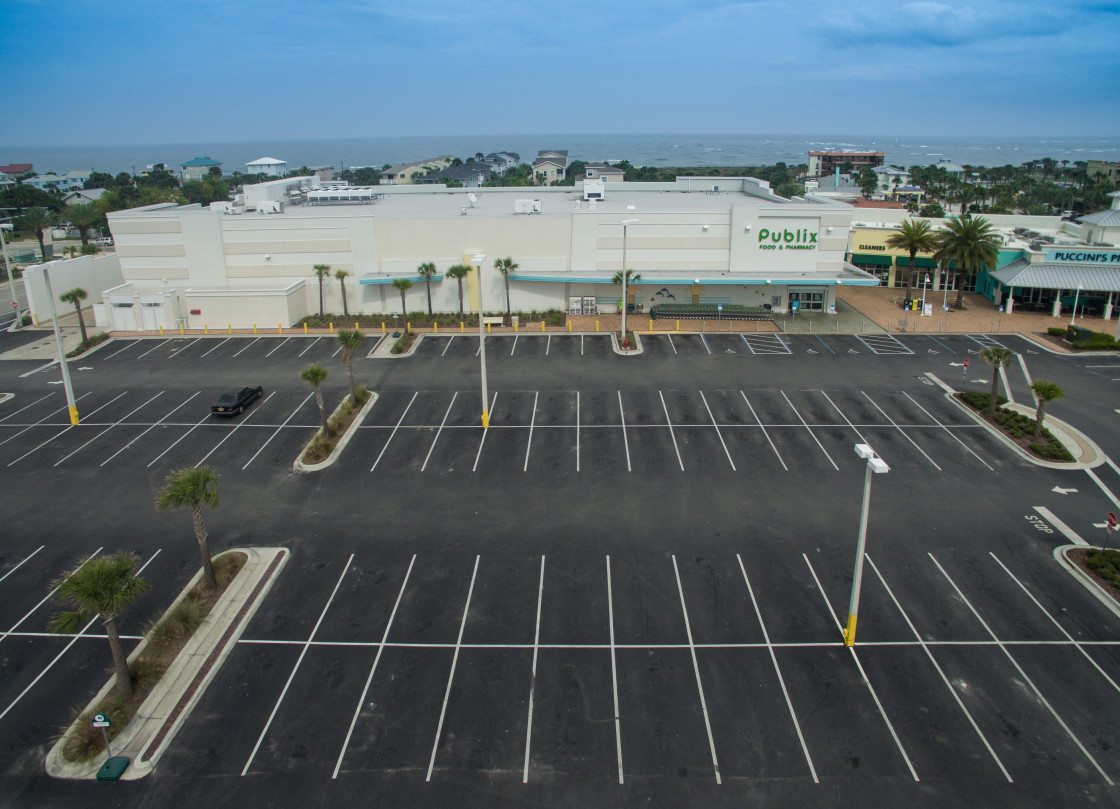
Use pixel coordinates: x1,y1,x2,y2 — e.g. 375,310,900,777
45,547,289,781
293,391,379,472
1055,545,1120,621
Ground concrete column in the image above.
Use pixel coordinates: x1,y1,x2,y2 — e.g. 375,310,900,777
1052,289,1063,318
1005,294,1014,315
1105,292,1114,321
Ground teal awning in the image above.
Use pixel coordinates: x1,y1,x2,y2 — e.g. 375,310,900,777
359,274,443,285
852,254,891,266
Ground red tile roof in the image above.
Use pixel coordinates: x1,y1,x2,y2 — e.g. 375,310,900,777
0,163,33,174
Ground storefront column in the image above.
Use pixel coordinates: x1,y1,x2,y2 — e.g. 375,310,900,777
1005,289,1014,315
1105,292,1114,321
1052,289,1063,318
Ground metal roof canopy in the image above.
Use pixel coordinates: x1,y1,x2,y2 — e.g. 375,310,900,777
359,273,444,285
508,266,879,287
990,259,1120,291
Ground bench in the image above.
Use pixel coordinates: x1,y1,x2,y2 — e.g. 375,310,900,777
482,316,504,327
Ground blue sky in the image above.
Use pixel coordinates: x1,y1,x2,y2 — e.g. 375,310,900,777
3,0,1118,145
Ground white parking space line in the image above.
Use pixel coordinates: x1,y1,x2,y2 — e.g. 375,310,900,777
781,392,838,470
510,335,519,356
147,412,211,468
736,555,818,782
0,549,159,723
575,391,581,472
671,555,722,783
298,337,321,357
818,391,870,445
265,337,292,357
373,392,418,472
1033,506,1086,545
0,548,103,647
814,334,836,354
861,391,942,470
332,554,417,779
421,393,458,472
659,391,685,471
232,337,261,357
102,340,140,360
9,392,125,466
618,392,632,472
740,391,787,470
699,391,735,470
990,552,1120,696
242,555,354,776
54,391,165,467
738,335,756,355
970,334,1011,350
0,393,91,449
333,343,344,358
426,555,481,782
901,392,993,470
18,361,57,378
195,392,276,468
929,553,1113,785
1018,355,1038,406
803,554,920,782
1086,467,1120,511
0,392,54,423
200,337,231,358
242,392,315,470
699,334,712,355
866,555,1013,782
101,392,200,467
606,555,624,784
472,392,498,473
522,555,546,783
136,339,172,359
545,334,551,356
928,335,957,354
441,336,454,357
522,391,539,471
581,334,585,356
0,545,44,585
855,334,914,355
667,334,678,355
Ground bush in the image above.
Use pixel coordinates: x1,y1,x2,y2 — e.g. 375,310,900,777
1048,327,1066,337
302,434,336,464
20,314,31,326
65,332,110,357
1030,441,1074,461
391,332,416,354
957,391,1072,461
1086,549,1120,591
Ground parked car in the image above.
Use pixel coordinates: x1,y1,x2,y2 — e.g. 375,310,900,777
211,385,263,416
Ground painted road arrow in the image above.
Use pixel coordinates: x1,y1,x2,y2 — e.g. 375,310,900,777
949,362,965,367
1052,486,1079,495
928,348,939,354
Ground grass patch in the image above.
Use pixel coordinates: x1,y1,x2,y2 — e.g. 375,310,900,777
957,391,1074,462
65,333,110,357
1048,327,1066,337
60,552,247,762
391,332,417,354
1085,548,1120,592
296,310,568,330
300,385,370,465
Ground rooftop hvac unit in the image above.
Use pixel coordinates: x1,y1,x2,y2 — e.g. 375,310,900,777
257,200,284,214
514,199,542,215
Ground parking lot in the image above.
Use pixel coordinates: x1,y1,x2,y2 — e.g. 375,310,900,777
2,331,1120,808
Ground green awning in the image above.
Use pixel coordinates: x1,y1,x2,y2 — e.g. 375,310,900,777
852,253,892,266
896,257,937,269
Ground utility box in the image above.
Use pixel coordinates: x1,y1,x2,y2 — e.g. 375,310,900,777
1066,325,1093,344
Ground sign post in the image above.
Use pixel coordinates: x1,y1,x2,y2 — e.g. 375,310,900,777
1104,512,1118,552
963,357,969,380
92,713,112,757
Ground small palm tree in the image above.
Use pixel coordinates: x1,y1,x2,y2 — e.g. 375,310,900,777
979,346,1016,416
612,269,642,311
417,262,437,316
334,269,351,318
446,264,471,316
155,466,221,590
19,206,52,259
301,364,330,434
391,279,413,322
313,264,331,317
60,287,89,345
494,257,518,323
1031,380,1064,440
934,215,1002,310
885,219,939,291
49,553,150,698
337,328,364,399
66,203,101,247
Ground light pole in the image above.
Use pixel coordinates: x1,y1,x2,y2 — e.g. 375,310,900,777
42,265,79,425
1071,284,1083,325
1,222,18,329
472,253,489,428
844,443,889,647
620,219,638,349
921,273,930,312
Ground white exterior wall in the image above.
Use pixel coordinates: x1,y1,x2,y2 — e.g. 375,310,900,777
22,253,124,325
183,282,307,330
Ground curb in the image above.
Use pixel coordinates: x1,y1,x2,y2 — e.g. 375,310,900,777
293,391,379,472
372,330,417,358
610,331,643,356
45,547,289,780
0,392,12,405
1054,545,1120,621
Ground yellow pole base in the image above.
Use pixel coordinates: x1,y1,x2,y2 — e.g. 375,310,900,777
844,613,857,646
354,322,358,331
567,321,571,332
253,324,258,334
596,321,600,332
434,322,438,333
481,410,489,429
68,405,79,425
676,319,680,331
204,325,208,335
407,322,411,333
159,326,164,336
179,324,184,335
304,323,308,334
460,322,464,333
228,324,232,334
541,321,545,332
649,318,652,331
487,323,492,334
278,324,282,334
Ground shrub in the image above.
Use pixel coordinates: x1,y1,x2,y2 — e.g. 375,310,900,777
1030,441,1074,461
1086,549,1120,591
302,434,335,464
20,314,31,326
65,332,110,357
391,332,416,354
1048,327,1066,337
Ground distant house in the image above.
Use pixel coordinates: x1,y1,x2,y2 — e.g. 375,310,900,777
0,163,33,181
1088,161,1120,186
585,163,624,182
62,188,107,205
246,157,287,177
807,151,884,177
379,156,455,185
26,170,90,192
308,165,336,181
533,150,569,183
180,157,222,182
479,152,519,173
417,163,491,188
934,158,965,178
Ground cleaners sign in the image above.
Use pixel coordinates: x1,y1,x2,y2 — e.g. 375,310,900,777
758,224,818,252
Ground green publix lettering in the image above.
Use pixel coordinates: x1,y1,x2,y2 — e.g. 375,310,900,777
758,228,817,244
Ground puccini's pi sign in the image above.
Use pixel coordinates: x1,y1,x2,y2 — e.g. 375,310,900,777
758,224,818,251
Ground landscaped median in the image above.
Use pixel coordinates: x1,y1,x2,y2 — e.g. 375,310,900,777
46,547,288,780
294,386,378,471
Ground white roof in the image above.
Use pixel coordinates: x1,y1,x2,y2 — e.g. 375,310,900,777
246,157,286,166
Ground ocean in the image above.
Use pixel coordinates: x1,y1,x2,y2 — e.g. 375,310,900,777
5,134,1120,177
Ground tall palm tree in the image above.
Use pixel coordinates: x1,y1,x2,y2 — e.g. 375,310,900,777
301,364,330,434
885,219,939,291
155,466,221,589
446,264,471,316
60,287,89,345
956,185,978,214
979,346,1016,416
337,328,364,399
494,257,518,323
313,264,331,317
934,214,1001,310
49,553,150,698
1030,380,1064,440
391,279,413,321
334,269,351,318
66,203,101,247
417,262,437,316
19,206,52,260
611,268,642,308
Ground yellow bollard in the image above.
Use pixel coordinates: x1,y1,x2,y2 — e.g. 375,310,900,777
649,318,653,331
460,321,464,333
159,325,164,336
541,320,545,332
253,324,257,334
676,319,680,331
487,322,492,334
304,323,308,334
330,323,334,333
406,322,411,333
354,322,358,331
228,324,232,334
204,324,208,335
179,323,184,335
514,321,518,333
33,314,39,326
278,323,282,334
434,322,438,333
596,321,599,332
567,320,571,332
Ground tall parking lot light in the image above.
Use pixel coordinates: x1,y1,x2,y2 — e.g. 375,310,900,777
42,264,79,425
844,444,889,647
1,223,18,329
472,253,489,428
620,219,638,349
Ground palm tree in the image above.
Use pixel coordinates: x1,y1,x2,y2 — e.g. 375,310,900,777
979,346,1016,416
885,219,939,291
301,364,330,434
417,262,437,316
49,553,150,698
391,279,413,321
956,185,978,214
611,269,642,311
60,287,89,345
19,206,52,260
934,214,1001,310
334,269,351,318
313,264,331,317
1030,380,1064,440
337,328,364,399
155,466,221,590
66,203,101,247
494,257,518,323
446,264,471,316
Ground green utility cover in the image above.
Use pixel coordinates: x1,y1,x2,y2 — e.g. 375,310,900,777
96,756,129,781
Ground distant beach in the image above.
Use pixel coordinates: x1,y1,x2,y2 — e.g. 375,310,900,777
4,133,1120,176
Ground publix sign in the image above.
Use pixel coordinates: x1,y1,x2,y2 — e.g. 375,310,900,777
758,225,818,251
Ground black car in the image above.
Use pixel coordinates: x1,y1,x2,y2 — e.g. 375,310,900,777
211,385,263,416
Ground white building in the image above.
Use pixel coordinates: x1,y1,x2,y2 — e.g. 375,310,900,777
245,157,287,177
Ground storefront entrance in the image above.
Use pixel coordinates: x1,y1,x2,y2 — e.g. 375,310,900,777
789,289,825,312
